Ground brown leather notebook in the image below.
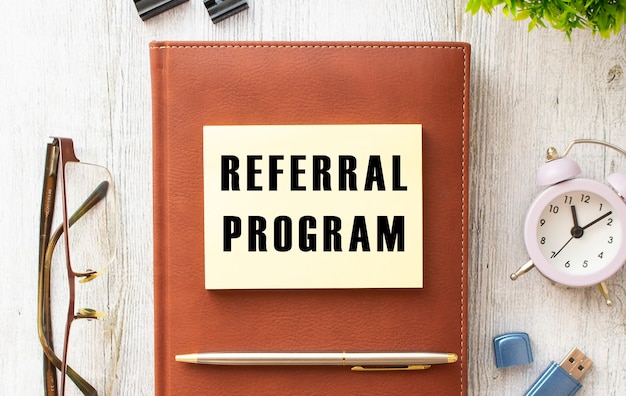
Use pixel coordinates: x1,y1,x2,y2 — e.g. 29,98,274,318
150,42,470,395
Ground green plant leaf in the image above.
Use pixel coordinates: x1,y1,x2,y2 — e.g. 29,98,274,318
466,0,626,38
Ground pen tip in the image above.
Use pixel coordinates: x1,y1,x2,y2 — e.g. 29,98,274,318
448,353,458,363
175,354,199,364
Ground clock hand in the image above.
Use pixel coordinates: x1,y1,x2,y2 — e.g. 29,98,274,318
582,211,613,230
552,235,574,258
570,205,584,239
570,206,580,227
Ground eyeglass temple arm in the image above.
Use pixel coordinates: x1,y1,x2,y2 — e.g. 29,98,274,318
67,180,109,225
39,143,60,395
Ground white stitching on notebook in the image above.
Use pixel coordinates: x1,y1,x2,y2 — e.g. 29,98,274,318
459,45,467,396
150,44,467,51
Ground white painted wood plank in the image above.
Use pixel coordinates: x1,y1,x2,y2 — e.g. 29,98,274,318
1,1,624,394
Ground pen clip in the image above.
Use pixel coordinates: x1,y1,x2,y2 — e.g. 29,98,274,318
351,364,432,372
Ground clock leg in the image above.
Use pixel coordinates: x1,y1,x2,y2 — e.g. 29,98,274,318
596,282,613,307
510,259,535,280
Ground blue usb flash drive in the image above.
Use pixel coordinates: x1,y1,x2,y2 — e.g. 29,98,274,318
524,348,592,396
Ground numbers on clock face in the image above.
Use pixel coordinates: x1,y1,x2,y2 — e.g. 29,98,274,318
536,190,621,275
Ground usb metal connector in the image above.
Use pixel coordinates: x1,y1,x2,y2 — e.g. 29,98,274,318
558,348,592,382
524,348,592,396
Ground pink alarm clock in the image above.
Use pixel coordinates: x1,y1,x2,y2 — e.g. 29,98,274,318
511,139,626,306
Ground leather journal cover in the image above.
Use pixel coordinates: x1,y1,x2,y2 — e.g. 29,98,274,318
150,42,470,395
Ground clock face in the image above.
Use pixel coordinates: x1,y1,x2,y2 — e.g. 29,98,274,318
525,178,626,287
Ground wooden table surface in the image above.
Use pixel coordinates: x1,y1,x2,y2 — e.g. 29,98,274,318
2,1,625,394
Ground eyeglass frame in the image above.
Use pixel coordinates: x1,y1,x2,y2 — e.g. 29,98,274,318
37,137,113,396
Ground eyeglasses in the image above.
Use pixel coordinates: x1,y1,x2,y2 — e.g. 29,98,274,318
37,138,117,395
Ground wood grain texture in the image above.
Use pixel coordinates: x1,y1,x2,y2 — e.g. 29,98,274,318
1,1,624,394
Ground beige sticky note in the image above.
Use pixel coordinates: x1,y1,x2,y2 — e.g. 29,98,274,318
203,124,422,289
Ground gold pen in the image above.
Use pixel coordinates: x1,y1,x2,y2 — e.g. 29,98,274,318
176,351,458,371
